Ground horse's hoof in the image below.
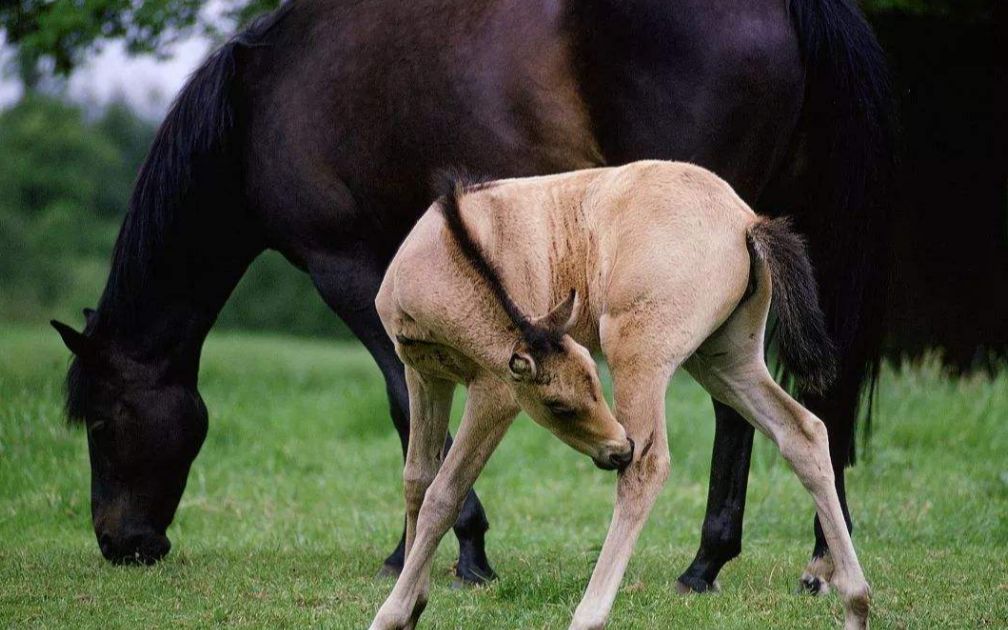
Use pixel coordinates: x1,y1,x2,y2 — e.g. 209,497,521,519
674,577,720,594
452,561,496,588
375,563,401,580
453,550,497,588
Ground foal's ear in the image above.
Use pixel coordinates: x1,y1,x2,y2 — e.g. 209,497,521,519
508,344,537,382
51,320,94,358
535,289,580,335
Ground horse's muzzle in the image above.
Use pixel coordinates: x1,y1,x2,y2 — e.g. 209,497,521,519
98,529,171,565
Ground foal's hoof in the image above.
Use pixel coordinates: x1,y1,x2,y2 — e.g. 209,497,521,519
375,563,401,580
798,554,834,596
797,573,830,596
674,577,720,594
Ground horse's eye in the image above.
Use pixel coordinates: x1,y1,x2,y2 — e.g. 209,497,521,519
546,402,577,420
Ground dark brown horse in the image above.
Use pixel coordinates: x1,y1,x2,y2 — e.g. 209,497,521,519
51,0,893,592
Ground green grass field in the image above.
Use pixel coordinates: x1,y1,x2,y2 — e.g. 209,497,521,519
1,324,1006,628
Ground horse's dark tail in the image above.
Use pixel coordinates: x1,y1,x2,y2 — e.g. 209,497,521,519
95,5,292,332
785,0,896,462
748,218,837,395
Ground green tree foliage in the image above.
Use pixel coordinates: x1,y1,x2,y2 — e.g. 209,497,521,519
0,95,135,220
1,0,279,85
2,0,202,85
0,95,148,319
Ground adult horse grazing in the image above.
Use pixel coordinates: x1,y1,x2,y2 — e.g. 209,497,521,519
370,162,870,629
50,0,892,591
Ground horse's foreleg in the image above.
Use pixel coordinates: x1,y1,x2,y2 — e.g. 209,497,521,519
676,399,754,593
370,378,517,630
570,368,671,630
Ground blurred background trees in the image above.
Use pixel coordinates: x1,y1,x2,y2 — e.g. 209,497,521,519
0,92,341,337
0,1,1002,361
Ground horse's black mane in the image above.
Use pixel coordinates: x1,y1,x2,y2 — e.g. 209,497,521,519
93,4,292,335
65,4,294,423
435,170,563,357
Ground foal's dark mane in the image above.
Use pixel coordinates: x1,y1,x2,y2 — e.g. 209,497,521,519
436,171,563,356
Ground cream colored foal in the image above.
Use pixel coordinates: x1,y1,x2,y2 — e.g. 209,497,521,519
370,161,870,629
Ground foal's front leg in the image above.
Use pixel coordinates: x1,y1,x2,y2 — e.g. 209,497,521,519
370,378,517,630
400,368,455,599
570,366,672,630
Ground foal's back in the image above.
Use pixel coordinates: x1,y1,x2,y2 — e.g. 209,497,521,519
383,162,759,362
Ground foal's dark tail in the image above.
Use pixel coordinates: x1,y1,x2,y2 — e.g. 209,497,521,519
747,218,837,396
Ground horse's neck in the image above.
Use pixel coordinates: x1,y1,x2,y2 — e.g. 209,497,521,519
92,219,261,376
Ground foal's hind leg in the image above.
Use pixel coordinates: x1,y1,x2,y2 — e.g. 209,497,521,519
688,356,870,629
309,252,495,584
799,387,857,595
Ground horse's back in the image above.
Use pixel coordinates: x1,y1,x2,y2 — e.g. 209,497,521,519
240,0,599,252
569,0,804,199
237,0,803,262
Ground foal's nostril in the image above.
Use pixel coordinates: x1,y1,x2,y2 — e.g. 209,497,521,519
610,438,635,470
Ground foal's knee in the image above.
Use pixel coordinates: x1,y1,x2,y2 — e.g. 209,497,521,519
404,469,435,514
619,451,671,500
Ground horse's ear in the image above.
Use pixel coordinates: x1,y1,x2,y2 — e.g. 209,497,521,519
51,320,93,358
82,308,95,323
508,342,537,382
535,289,580,335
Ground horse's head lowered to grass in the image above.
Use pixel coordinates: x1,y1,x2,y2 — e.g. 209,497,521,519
51,318,207,564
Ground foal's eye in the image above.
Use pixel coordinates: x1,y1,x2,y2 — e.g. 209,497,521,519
546,402,577,420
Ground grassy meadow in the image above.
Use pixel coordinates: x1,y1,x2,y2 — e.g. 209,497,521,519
1,323,1006,628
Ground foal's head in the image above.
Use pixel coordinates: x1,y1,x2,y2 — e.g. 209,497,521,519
506,292,634,471
437,174,632,470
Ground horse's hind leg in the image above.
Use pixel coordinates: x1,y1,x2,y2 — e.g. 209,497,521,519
676,400,754,593
308,252,495,584
688,352,870,629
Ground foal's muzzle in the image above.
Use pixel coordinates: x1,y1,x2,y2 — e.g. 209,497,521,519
593,438,635,472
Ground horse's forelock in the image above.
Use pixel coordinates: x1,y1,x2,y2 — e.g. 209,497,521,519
65,357,90,425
